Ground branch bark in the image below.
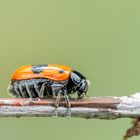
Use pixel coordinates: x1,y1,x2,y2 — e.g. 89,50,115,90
0,92,140,118
2,93,140,139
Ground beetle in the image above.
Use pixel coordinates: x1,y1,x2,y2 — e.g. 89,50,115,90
8,64,89,108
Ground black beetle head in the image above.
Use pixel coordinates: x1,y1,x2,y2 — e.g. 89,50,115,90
70,70,90,98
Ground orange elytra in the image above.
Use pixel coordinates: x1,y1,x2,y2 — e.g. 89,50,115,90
12,64,71,81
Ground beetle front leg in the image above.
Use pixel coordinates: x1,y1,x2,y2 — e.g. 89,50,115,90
77,91,85,99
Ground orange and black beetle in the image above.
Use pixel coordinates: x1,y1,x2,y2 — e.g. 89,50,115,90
8,64,89,106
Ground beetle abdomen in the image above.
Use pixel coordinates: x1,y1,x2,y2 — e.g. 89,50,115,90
8,79,53,98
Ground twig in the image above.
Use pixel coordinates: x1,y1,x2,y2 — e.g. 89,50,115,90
2,93,140,139
0,92,140,118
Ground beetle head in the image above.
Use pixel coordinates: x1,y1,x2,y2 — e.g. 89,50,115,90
70,70,90,98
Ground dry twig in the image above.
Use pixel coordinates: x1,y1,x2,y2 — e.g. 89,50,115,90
0,93,140,118
1,93,140,139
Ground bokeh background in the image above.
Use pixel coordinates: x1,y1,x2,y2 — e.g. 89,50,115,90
0,0,140,140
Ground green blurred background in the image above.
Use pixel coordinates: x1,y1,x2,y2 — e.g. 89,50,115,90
0,0,140,140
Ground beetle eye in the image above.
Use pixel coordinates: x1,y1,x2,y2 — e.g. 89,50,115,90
71,72,81,84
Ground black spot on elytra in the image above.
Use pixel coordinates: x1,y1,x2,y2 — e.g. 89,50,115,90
59,69,65,74
32,64,48,74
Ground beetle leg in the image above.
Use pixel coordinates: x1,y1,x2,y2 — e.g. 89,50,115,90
64,90,71,117
77,92,85,99
64,94,71,108
53,90,62,117
39,82,48,98
54,91,61,108
51,83,66,117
